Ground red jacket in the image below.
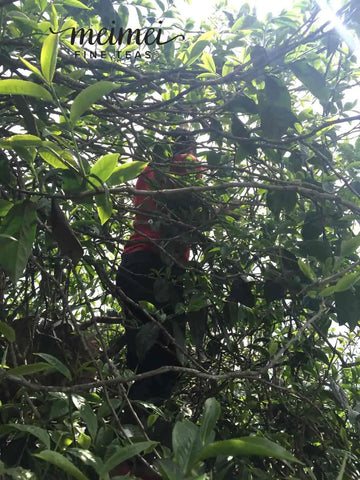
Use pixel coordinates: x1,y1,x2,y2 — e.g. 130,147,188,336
123,153,199,262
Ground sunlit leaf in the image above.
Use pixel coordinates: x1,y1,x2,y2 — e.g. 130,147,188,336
20,57,44,80
0,135,42,148
70,81,118,123
107,161,148,186
0,79,52,101
185,31,215,66
59,0,91,8
38,145,76,169
0,200,12,217
90,153,119,183
41,32,59,82
333,272,360,293
197,437,301,463
200,52,216,73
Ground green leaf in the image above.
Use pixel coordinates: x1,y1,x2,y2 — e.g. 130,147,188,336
72,395,98,440
264,278,286,302
78,433,91,449
335,288,360,330
197,437,301,463
260,105,297,138
340,236,360,257
228,94,258,114
68,448,102,473
231,14,257,32
0,200,37,283
265,76,291,110
7,11,38,30
200,52,216,73
41,32,59,83
185,31,215,66
20,57,44,80
7,424,51,449
34,450,89,480
297,259,316,281
172,420,203,474
70,81,118,123
96,192,113,225
61,170,85,193
0,322,15,342
230,116,257,156
200,398,220,446
0,155,12,185
0,79,52,101
34,353,72,380
336,453,348,480
333,272,360,293
38,144,76,169
266,190,297,216
90,153,119,183
8,362,52,376
50,3,59,30
107,161,148,186
0,134,42,148
147,414,159,429
299,240,332,263
222,61,234,76
319,285,336,297
99,442,157,475
250,45,268,67
81,404,98,440
188,293,208,312
0,200,12,217
14,147,36,164
302,211,323,240
196,72,218,80
231,16,247,32
60,0,91,8
157,458,183,480
290,61,330,103
188,309,207,348
118,4,129,26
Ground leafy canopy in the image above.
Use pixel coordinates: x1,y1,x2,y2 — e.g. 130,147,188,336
0,0,360,479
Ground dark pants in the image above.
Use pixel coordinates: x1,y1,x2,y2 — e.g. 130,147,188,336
116,251,185,402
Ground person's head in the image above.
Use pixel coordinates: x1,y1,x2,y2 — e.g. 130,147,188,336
171,128,197,155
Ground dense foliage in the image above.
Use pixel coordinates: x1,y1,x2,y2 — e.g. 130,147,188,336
1,0,360,478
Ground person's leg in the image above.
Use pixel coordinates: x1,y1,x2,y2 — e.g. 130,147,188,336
116,251,164,306
116,252,184,401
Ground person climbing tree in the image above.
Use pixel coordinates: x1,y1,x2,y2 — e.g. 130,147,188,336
116,129,201,402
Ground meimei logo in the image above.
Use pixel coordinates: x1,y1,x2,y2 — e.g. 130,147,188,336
49,20,185,47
